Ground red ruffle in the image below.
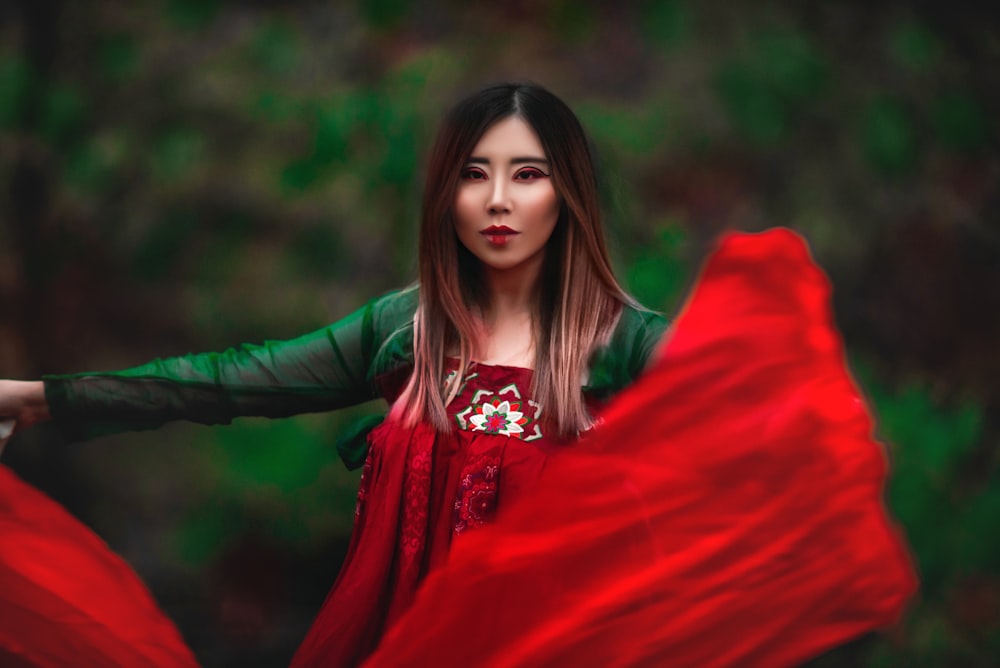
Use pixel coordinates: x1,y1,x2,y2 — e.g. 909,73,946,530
365,229,918,667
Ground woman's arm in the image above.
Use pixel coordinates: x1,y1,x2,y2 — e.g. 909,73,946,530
0,380,51,430
40,288,417,442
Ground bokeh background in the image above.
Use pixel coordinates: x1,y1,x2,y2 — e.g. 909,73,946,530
2,1,998,665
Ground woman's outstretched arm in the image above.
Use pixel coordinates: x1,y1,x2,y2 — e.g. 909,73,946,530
33,288,417,442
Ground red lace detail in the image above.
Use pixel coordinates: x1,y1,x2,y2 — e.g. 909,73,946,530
398,441,432,579
453,453,500,535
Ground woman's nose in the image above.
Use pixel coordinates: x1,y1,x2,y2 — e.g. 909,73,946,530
487,180,512,214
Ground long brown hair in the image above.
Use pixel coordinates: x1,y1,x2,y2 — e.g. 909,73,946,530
397,83,636,437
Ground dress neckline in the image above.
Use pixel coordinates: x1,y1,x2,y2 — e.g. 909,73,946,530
446,357,534,375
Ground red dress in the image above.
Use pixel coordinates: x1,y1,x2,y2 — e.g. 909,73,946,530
363,229,917,667
291,362,571,666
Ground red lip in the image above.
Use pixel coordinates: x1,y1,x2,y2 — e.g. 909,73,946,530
481,225,518,247
481,225,518,235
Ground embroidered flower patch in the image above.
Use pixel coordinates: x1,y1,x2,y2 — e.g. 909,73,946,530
468,398,529,436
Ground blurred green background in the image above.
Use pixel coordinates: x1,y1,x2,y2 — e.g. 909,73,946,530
2,1,998,665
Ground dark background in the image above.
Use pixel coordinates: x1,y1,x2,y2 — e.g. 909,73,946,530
1,1,998,665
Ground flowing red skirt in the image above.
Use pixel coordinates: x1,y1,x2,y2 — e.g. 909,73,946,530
0,466,198,668
364,229,917,667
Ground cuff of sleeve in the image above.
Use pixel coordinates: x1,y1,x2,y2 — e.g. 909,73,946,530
42,375,154,443
42,376,90,442
335,413,384,470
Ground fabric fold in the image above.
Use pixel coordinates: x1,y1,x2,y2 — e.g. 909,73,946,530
0,466,199,668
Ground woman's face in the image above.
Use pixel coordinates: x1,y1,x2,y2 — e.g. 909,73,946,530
453,116,560,278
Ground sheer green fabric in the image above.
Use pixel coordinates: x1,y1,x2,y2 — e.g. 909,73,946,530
44,287,667,466
44,288,419,443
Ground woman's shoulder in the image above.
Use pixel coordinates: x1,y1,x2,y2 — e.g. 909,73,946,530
617,301,669,339
585,300,669,400
367,285,419,377
369,285,419,333
611,300,669,363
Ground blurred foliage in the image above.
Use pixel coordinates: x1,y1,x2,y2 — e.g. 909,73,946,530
625,218,691,314
0,57,32,128
639,0,693,47
172,412,366,567
862,96,917,176
863,373,1000,666
716,29,829,146
359,0,413,30
1,0,997,664
933,90,989,154
889,20,942,72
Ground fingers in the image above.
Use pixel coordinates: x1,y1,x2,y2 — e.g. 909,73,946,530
0,418,14,459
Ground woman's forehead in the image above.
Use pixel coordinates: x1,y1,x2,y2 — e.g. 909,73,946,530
469,117,546,161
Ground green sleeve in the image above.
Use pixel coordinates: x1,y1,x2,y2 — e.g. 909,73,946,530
584,303,669,402
43,288,418,442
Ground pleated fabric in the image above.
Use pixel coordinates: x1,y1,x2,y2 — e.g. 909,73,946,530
364,228,918,667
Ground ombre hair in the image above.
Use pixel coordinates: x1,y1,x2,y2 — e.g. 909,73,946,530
396,82,637,438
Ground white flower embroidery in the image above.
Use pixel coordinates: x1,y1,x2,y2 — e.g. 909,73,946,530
468,399,526,436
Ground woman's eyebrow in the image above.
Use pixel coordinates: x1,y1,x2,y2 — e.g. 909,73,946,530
466,156,550,165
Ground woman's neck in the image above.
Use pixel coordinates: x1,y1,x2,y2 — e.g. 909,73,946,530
475,263,541,369
480,257,543,324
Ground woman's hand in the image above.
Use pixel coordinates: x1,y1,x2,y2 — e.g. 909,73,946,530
0,380,51,434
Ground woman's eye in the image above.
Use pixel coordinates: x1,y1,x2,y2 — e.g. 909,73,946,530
461,167,487,181
514,167,549,181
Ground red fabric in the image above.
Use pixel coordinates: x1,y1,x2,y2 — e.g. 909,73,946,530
291,365,561,667
364,228,918,667
0,466,198,668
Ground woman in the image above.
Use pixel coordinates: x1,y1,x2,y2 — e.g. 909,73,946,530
0,83,667,666
287,83,667,665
